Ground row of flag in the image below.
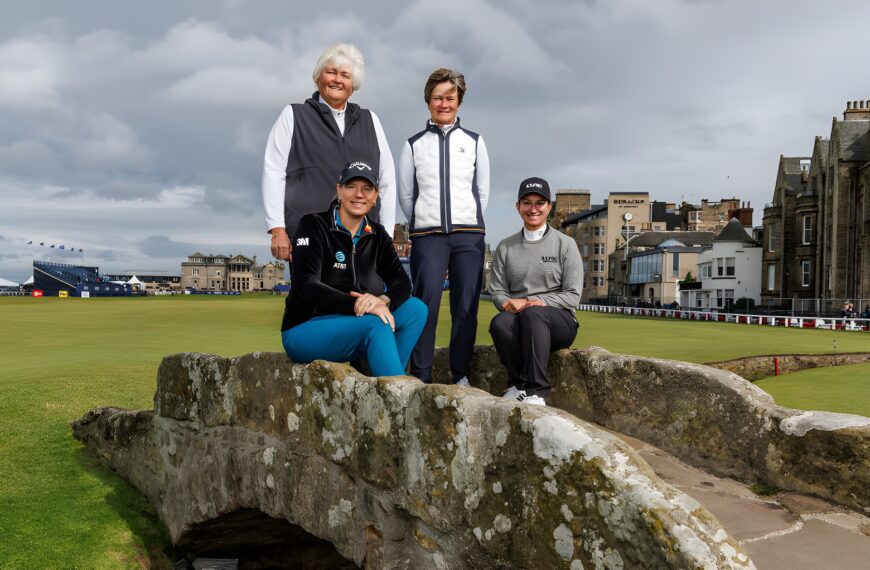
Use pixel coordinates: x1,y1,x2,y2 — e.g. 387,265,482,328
26,241,84,253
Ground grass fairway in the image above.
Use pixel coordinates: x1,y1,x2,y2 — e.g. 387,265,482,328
755,363,870,417
1,294,869,567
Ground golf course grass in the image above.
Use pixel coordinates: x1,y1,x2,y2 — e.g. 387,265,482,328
755,363,870,417
1,293,869,567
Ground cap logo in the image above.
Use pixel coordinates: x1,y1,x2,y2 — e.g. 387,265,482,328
348,161,372,171
525,182,543,189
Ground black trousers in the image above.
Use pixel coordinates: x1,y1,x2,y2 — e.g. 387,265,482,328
489,306,578,397
410,232,484,382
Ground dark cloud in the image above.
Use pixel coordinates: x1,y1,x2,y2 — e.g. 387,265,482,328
2,0,870,285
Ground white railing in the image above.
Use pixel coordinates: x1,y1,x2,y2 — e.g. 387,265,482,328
578,304,870,332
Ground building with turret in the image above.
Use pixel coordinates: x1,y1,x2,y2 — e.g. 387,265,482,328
761,99,870,311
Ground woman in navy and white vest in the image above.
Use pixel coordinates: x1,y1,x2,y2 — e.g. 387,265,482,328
397,68,490,385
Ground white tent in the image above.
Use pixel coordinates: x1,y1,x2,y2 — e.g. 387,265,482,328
0,277,19,288
126,275,143,285
23,275,33,285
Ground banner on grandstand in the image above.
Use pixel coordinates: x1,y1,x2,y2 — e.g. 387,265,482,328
32,290,43,297
59,291,68,298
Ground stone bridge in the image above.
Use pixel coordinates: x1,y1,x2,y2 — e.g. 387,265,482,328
72,347,869,568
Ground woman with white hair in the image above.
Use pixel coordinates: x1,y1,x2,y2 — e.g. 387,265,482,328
263,43,396,262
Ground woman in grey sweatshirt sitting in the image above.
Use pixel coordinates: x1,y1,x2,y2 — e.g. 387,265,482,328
488,177,584,406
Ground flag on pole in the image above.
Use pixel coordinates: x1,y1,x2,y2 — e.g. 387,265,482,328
27,240,32,245
59,245,65,250
50,244,55,248
39,242,44,246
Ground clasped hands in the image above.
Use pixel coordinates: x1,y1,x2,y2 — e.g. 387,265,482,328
350,291,395,331
502,298,545,314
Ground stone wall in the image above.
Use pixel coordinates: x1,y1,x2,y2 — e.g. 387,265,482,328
73,352,753,569
706,352,870,381
433,346,870,513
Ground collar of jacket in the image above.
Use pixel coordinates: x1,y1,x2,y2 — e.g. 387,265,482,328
321,200,379,237
307,91,361,124
426,116,461,135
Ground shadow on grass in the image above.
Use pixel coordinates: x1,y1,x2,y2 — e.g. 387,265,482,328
73,438,176,569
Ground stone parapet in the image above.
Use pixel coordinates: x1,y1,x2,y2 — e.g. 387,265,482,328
434,346,870,513
708,352,870,381
74,352,752,569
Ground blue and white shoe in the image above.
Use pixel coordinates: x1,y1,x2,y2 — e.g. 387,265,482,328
455,376,470,387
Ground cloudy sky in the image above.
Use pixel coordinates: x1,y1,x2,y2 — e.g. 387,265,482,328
1,0,869,283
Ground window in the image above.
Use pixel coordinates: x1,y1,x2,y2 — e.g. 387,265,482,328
716,289,724,308
593,226,600,237
600,226,605,237
768,224,776,252
725,257,735,277
724,290,734,310
192,268,199,276
672,253,679,277
582,244,589,257
767,264,775,291
802,216,812,245
716,258,724,277
801,260,811,287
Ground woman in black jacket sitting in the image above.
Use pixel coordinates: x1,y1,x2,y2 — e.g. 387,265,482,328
281,160,427,376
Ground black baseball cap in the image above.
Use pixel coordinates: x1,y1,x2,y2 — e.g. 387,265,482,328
518,177,551,201
338,160,379,187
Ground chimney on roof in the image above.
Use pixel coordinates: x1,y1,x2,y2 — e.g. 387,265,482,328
843,99,870,120
728,202,754,227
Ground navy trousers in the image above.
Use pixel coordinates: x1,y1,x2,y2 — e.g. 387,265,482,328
410,232,484,382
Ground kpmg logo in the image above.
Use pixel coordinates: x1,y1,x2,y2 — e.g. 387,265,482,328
541,256,557,263
336,251,346,262
348,161,372,171
525,182,544,189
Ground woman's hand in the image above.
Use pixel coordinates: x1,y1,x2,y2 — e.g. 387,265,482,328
368,303,396,331
350,291,385,316
502,298,528,314
270,229,292,261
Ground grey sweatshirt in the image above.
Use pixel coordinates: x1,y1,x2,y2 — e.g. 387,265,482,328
489,225,584,311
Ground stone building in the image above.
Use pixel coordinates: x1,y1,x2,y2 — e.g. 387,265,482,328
562,192,668,301
550,189,591,228
760,156,813,304
180,253,285,292
761,99,870,310
682,198,753,232
392,223,411,258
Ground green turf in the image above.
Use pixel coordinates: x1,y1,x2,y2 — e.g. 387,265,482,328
1,293,869,567
755,363,870,417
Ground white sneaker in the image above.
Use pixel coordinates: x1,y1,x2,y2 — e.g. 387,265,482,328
455,376,470,387
503,386,525,400
521,395,547,406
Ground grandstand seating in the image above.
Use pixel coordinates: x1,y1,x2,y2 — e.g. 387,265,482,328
33,261,128,297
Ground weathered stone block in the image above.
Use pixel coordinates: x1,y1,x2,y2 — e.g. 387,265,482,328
74,353,754,569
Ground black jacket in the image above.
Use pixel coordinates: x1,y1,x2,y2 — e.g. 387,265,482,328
281,206,411,331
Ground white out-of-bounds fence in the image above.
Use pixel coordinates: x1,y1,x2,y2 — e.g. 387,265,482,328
579,304,870,332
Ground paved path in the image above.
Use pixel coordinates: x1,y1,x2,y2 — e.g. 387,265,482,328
612,431,870,570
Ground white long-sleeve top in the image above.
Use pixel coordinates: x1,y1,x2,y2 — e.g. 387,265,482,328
262,97,396,237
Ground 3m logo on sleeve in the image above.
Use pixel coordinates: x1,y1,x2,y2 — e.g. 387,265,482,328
296,237,309,246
